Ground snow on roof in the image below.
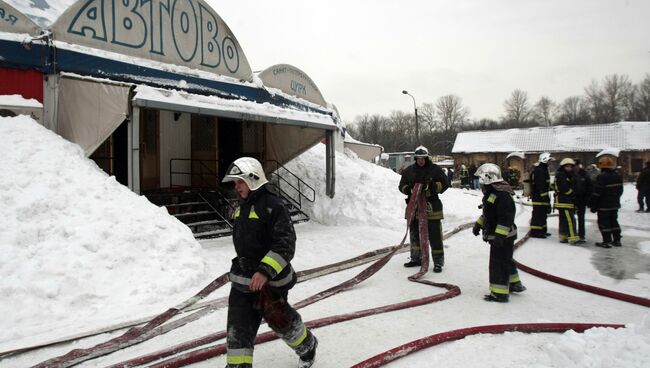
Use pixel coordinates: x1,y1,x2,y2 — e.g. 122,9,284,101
344,131,382,148
4,0,75,29
133,85,337,130
452,122,650,154
0,94,42,108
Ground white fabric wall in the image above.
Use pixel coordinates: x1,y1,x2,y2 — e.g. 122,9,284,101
159,111,191,188
57,77,129,156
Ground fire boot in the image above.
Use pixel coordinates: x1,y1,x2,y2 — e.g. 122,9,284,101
483,293,509,303
298,336,318,368
403,258,421,267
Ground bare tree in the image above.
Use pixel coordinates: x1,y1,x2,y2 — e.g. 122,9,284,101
502,89,532,127
637,74,650,121
585,74,633,123
388,110,415,151
435,94,470,132
419,102,437,132
557,96,590,125
533,96,556,127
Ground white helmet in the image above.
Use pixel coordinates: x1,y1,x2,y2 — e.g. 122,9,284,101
475,163,504,185
538,152,553,164
222,157,269,191
413,145,429,158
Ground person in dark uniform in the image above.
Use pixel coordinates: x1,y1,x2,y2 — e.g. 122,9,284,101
573,159,593,243
590,154,624,248
636,161,650,212
472,163,525,303
554,158,579,245
529,152,553,238
399,145,449,272
222,157,317,368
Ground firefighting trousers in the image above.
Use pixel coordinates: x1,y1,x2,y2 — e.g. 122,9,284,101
597,209,621,243
558,208,579,242
575,204,587,240
226,287,316,367
409,218,444,265
488,237,521,296
530,205,549,237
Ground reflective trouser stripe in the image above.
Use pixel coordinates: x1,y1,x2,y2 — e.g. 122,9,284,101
436,181,443,192
227,348,254,365
555,203,574,209
530,225,545,230
476,216,485,226
490,284,509,295
509,274,520,283
532,202,550,206
287,325,308,348
564,210,578,241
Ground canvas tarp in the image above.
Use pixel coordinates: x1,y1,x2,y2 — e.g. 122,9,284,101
57,77,130,156
265,125,325,170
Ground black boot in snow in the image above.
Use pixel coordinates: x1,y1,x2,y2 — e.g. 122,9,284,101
509,283,527,293
483,293,509,303
298,337,318,368
433,264,443,273
595,242,612,248
611,240,622,247
403,259,421,267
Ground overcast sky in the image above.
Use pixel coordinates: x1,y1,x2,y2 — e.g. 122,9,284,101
210,0,650,124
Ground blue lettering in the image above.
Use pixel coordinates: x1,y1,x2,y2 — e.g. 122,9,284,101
222,36,239,73
112,0,147,48
171,0,198,62
199,3,220,68
291,80,307,95
68,0,107,41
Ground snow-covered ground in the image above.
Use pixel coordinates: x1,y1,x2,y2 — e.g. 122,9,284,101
0,116,648,367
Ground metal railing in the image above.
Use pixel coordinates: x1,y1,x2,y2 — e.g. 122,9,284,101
265,160,315,210
168,158,237,224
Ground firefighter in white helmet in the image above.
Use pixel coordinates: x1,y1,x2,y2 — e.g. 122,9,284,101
398,145,449,272
472,163,525,302
529,152,554,238
553,158,579,245
222,157,317,368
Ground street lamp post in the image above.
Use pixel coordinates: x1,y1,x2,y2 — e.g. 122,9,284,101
402,90,419,144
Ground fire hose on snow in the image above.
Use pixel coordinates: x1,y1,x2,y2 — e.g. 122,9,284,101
25,183,648,367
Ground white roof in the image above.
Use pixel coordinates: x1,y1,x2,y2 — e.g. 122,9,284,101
4,0,76,28
452,122,650,154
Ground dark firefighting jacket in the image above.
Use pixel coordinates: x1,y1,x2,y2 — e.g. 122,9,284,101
475,182,517,242
229,185,297,293
637,166,650,192
589,168,623,211
574,168,593,207
553,169,576,210
531,163,551,207
398,159,449,220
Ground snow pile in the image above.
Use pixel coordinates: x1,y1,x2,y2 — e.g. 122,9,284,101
284,144,481,229
284,144,405,227
0,116,207,347
545,320,650,367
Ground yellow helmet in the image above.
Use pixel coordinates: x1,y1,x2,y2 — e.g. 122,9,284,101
559,158,575,167
598,155,616,169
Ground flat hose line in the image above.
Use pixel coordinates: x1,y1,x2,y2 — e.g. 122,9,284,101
105,184,466,368
348,228,649,366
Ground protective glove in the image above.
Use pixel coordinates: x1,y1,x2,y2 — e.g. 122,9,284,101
404,186,412,196
546,206,552,214
590,207,597,213
472,224,481,236
492,236,505,248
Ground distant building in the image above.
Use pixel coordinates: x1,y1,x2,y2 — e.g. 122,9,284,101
451,122,650,180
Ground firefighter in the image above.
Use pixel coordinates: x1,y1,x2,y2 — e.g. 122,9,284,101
472,163,525,303
590,154,624,248
399,145,449,272
529,152,553,238
573,159,593,243
554,158,579,245
221,157,317,368
460,164,469,189
636,160,650,212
